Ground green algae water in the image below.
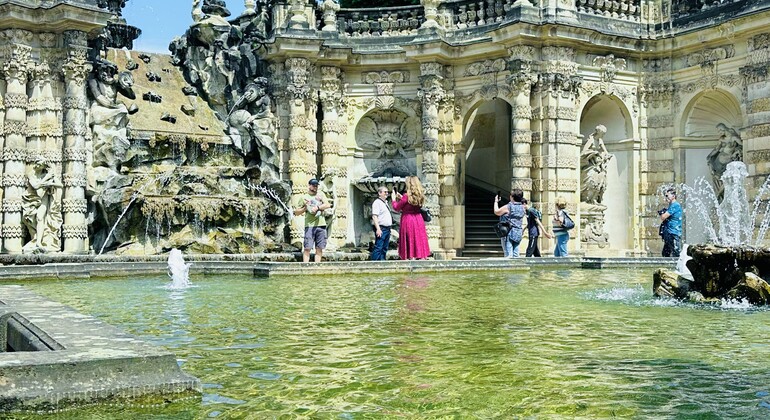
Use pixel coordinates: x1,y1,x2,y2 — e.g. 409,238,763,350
17,268,770,418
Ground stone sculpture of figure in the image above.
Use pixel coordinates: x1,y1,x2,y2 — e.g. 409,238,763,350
580,124,612,205
202,0,231,17
707,123,743,201
192,0,204,22
22,158,63,253
88,59,136,172
228,77,278,181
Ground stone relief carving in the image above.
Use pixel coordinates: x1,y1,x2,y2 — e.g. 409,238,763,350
464,59,506,76
508,45,537,61
685,46,735,68
22,158,63,253
362,71,409,84
88,59,137,172
355,109,420,177
592,54,627,83
541,46,576,62
707,123,743,201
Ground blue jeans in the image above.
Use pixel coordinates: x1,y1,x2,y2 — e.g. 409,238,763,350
501,236,521,258
662,232,681,258
554,233,569,257
371,226,391,260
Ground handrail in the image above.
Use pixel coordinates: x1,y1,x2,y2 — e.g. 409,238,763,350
465,175,508,196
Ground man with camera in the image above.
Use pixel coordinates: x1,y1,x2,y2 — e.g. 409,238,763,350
659,188,682,258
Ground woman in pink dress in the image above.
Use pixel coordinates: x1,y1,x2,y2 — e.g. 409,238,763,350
392,176,431,260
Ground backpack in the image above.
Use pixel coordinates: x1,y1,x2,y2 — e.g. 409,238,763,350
562,210,575,230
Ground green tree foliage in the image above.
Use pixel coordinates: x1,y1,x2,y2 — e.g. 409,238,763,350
340,0,419,8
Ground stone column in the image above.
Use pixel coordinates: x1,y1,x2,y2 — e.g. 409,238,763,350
27,53,64,253
418,62,445,254
639,57,675,254
1,35,33,254
61,31,91,253
438,92,458,256
507,54,537,199
319,66,347,249
285,57,313,245
532,46,582,253
741,34,770,229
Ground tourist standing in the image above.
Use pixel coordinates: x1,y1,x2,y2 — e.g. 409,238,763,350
494,189,526,258
551,197,571,257
293,178,331,262
660,188,682,258
522,198,552,257
392,176,431,260
371,186,393,260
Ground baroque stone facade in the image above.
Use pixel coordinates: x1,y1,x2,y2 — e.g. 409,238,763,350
2,0,770,257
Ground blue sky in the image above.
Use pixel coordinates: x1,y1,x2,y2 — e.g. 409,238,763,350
123,0,246,54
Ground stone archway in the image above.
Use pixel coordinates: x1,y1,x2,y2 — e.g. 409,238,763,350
579,94,634,254
459,98,512,256
679,89,744,244
462,99,513,193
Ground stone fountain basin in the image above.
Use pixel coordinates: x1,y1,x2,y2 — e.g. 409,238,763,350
653,244,770,304
0,286,199,412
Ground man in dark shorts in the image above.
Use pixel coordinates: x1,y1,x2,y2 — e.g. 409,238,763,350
294,178,331,262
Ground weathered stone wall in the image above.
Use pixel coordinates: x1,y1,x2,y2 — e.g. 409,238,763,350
2,0,770,256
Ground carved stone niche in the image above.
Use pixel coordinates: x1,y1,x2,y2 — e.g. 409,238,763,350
354,109,421,179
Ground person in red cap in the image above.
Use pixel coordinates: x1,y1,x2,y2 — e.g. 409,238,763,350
293,178,332,262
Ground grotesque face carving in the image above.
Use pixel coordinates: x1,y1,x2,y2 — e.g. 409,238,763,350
355,110,420,178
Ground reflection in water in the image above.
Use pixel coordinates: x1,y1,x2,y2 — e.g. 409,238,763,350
19,269,770,418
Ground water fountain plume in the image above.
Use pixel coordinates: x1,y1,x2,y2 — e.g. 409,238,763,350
654,161,770,305
98,168,178,255
167,248,192,289
675,161,770,248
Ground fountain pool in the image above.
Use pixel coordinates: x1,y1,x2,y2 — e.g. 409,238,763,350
16,269,770,418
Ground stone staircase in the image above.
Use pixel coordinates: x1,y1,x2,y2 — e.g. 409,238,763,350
462,184,505,258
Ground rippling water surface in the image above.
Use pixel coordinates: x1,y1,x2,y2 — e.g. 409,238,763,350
18,268,770,418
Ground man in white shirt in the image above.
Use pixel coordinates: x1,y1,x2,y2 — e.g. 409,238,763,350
371,186,393,260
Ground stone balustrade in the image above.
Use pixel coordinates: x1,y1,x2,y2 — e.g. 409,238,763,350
576,0,641,21
671,0,749,25
331,6,425,37
310,0,757,37
438,0,514,29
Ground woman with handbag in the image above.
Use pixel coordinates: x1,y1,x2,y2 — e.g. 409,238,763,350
493,189,526,258
392,176,431,260
551,196,572,257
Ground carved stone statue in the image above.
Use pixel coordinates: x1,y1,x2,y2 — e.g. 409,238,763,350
707,123,743,201
88,59,136,172
22,159,63,253
202,0,231,17
228,77,278,181
580,124,612,206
